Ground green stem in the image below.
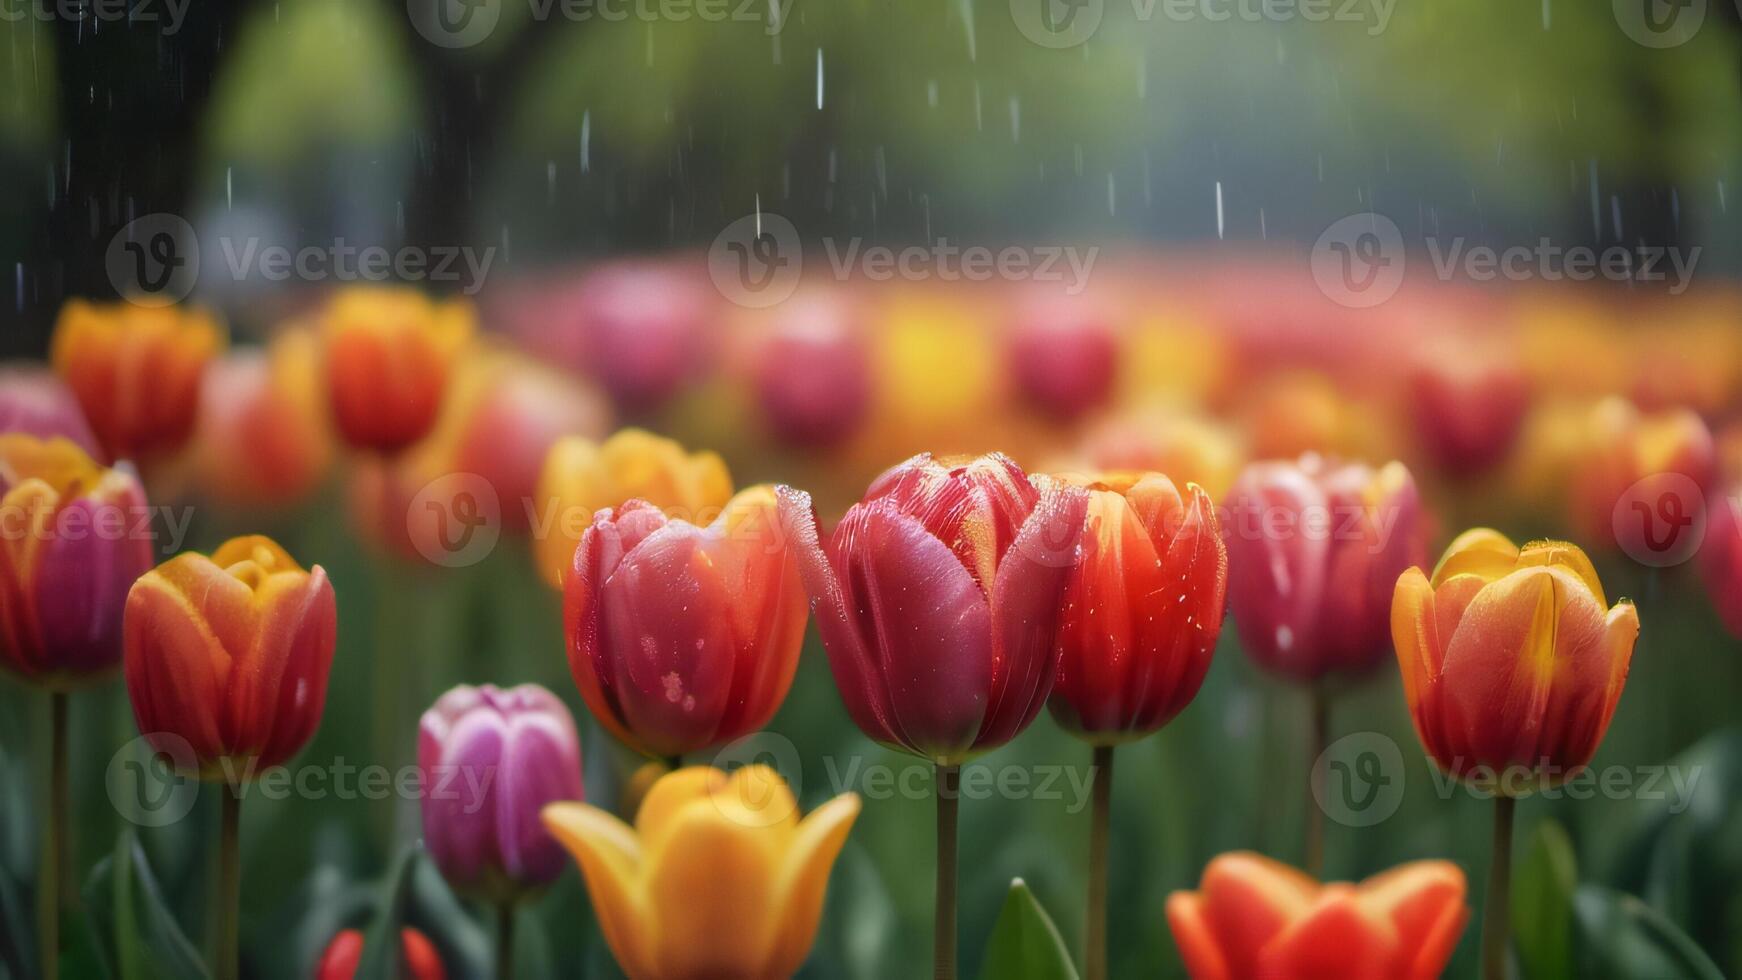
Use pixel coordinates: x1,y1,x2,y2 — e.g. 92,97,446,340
934,763,959,980
38,692,67,980
1085,744,1114,980
216,781,242,980
371,558,406,848
1480,794,1517,980
496,901,516,980
664,754,683,772
1304,687,1329,877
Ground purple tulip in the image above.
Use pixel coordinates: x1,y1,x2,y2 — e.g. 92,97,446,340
0,366,101,459
418,684,584,900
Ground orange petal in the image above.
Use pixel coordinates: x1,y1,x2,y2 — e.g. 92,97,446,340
1165,892,1233,980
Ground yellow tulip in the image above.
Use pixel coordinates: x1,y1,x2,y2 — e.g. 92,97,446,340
530,429,732,589
542,765,860,980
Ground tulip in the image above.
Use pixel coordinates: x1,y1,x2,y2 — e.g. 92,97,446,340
1406,339,1530,475
751,295,872,448
316,928,445,980
1392,530,1638,980
418,684,584,898
1006,298,1118,422
0,435,153,687
1078,409,1247,502
779,452,1087,979
1165,851,1469,980
573,260,715,412
322,287,474,454
1224,455,1426,682
0,434,154,978
1224,455,1425,874
1046,472,1227,980
533,428,732,590
1569,397,1714,559
564,486,804,760
50,299,223,462
0,365,100,458
1701,480,1742,639
542,765,860,980
188,329,334,509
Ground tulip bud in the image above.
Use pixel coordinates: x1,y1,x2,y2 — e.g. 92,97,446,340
322,287,474,454
542,765,860,980
1570,397,1715,556
751,294,871,448
1166,851,1468,979
779,453,1089,764
573,260,714,412
418,684,584,901
0,365,101,458
1392,530,1639,793
50,299,223,462
188,329,334,510
123,535,337,781
564,486,805,758
532,429,732,590
316,928,445,980
1005,299,1118,422
1048,473,1227,743
1224,455,1426,681
1406,339,1530,474
0,436,153,688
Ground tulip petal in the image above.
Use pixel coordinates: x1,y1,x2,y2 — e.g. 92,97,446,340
1130,483,1226,732
1358,860,1469,980
1430,528,1519,587
1256,886,1396,980
979,480,1086,750
1199,852,1317,979
1535,600,1639,774
123,574,228,769
1165,892,1232,980
766,793,862,978
232,568,337,771
496,705,587,885
642,796,782,979
542,803,652,978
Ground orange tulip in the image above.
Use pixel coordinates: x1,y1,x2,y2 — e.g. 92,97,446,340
543,765,859,980
50,299,223,462
322,287,474,454
189,328,334,509
531,429,731,589
1392,530,1639,792
1569,397,1714,557
123,535,337,781
1166,851,1469,980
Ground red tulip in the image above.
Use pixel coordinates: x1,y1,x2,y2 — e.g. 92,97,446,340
752,294,872,448
1006,299,1118,422
322,287,474,454
1407,340,1529,474
1048,473,1227,742
316,928,445,980
1701,481,1742,639
1223,456,1426,681
0,436,153,687
1569,397,1714,556
123,535,337,780
1166,851,1468,980
779,453,1088,764
564,486,805,758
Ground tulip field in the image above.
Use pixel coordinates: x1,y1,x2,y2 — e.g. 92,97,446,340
2,256,1741,980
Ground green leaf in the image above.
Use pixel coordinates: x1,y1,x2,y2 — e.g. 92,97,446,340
1512,819,1577,980
81,828,209,980
352,846,421,980
979,879,1079,980
1573,885,1724,980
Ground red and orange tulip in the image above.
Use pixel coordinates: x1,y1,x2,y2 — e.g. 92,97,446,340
50,299,223,462
1569,397,1715,553
322,287,474,454
779,453,1088,764
316,928,445,980
189,328,334,509
563,486,804,759
124,535,337,780
0,435,153,687
1166,851,1469,980
1048,472,1227,742
1391,530,1639,791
